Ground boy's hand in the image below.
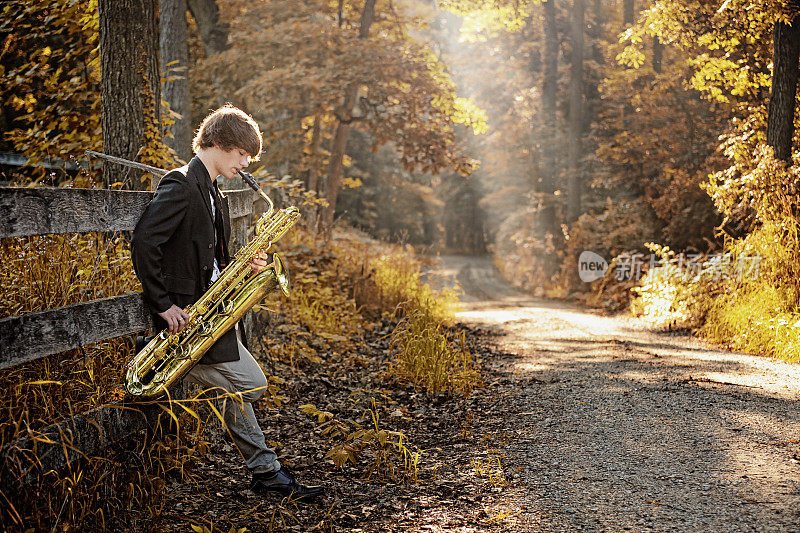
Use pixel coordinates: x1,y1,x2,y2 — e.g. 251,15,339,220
159,304,190,333
250,251,270,273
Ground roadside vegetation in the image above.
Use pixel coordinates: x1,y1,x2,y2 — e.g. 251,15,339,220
591,4,800,364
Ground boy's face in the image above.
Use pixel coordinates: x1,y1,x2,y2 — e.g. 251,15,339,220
213,146,250,180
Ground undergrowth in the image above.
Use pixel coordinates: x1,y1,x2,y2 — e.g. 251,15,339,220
0,233,142,451
0,233,141,318
632,161,800,363
301,399,421,483
366,251,459,322
700,215,800,362
390,308,480,397
274,228,476,395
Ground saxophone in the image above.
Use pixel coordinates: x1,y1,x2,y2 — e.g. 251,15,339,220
125,170,300,398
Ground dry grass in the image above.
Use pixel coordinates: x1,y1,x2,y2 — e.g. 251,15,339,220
389,309,481,397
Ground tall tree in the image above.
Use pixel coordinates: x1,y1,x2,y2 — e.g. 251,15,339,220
652,35,663,73
160,0,192,161
99,0,161,190
540,0,559,237
623,0,634,26
321,0,377,233
566,0,584,222
187,0,229,54
621,0,635,126
766,8,800,162
194,0,481,180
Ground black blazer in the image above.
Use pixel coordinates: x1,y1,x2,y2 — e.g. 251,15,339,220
131,156,239,364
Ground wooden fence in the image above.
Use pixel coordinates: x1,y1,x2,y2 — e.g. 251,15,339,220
0,185,257,486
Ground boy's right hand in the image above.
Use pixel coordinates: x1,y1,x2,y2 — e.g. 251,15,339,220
159,304,190,333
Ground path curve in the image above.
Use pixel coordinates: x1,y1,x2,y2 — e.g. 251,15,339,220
429,255,800,532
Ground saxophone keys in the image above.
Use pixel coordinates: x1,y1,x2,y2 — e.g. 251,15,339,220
199,322,215,336
173,345,190,360
217,301,236,315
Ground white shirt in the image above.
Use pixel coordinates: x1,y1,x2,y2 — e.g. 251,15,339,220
210,190,221,283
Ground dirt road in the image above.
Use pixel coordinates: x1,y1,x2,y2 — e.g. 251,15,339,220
428,255,800,532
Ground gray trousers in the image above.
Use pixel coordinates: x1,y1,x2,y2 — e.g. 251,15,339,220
185,335,280,475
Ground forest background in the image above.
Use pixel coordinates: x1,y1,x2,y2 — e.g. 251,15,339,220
5,0,800,530
4,0,800,398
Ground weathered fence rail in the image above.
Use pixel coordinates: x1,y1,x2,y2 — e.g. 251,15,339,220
0,184,257,485
0,293,150,370
4,402,153,488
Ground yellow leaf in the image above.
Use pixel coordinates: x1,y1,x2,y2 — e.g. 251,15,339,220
325,445,356,467
378,430,388,446
299,403,318,414
342,177,362,189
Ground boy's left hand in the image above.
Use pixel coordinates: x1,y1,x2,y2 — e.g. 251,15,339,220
249,251,270,273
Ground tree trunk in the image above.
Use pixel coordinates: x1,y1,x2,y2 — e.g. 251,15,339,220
160,0,192,162
304,114,323,228
567,0,584,223
585,0,602,137
306,114,322,193
767,14,800,162
321,0,376,234
623,0,634,26
99,0,161,191
540,0,558,236
622,0,634,123
187,0,229,55
653,35,663,74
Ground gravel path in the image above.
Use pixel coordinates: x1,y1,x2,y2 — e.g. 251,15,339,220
430,255,800,532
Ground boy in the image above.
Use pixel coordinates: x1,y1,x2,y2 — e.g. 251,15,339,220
131,104,322,502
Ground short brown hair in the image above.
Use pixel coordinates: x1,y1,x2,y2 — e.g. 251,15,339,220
192,104,262,159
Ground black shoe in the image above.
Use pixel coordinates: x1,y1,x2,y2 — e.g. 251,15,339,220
251,466,324,502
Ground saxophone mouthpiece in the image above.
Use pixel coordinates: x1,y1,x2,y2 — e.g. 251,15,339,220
236,170,260,192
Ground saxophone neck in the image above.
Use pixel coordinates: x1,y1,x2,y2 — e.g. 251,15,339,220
237,169,274,216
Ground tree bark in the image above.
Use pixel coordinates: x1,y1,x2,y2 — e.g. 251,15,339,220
767,14,800,162
567,0,584,223
187,0,229,55
540,0,558,235
160,0,192,161
99,0,161,190
321,0,376,234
